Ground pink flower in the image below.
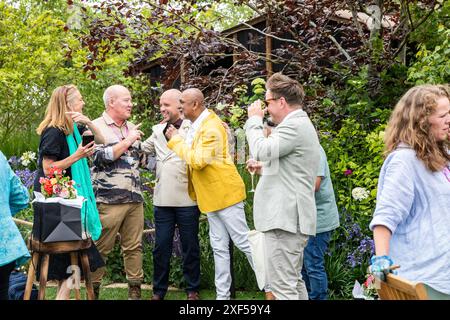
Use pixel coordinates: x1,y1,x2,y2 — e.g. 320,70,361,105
344,169,353,176
53,185,62,194
364,274,375,288
59,188,69,199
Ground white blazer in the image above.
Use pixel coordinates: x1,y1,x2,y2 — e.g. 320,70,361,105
141,120,197,207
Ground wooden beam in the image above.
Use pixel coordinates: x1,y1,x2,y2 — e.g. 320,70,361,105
180,58,186,84
265,18,273,76
233,34,238,64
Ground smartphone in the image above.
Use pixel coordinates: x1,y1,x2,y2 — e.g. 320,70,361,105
82,135,95,146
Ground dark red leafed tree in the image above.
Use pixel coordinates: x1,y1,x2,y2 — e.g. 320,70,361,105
66,0,442,106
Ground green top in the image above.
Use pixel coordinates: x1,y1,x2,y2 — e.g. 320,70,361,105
315,145,340,233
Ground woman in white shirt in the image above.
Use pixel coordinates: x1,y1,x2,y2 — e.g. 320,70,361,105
370,84,450,298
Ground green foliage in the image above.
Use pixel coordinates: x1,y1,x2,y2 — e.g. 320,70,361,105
0,1,69,141
225,78,266,129
321,120,385,215
194,0,256,31
407,26,450,84
325,241,354,300
0,0,155,154
409,0,450,49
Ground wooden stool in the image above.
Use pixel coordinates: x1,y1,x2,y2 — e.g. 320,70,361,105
24,238,95,300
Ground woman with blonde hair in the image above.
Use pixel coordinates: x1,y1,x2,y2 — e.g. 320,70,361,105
369,84,450,299
33,84,105,300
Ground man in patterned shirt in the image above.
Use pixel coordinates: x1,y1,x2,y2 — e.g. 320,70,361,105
90,85,145,300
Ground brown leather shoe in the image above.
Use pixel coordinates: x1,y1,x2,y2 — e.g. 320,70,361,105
93,282,101,300
265,291,276,300
187,291,200,300
151,294,163,301
128,280,141,300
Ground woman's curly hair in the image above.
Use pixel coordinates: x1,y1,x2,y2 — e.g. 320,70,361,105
384,84,450,172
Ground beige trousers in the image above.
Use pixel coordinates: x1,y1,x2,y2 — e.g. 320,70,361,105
91,202,144,283
264,229,309,300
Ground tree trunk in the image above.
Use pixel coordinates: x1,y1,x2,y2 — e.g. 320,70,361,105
367,0,384,98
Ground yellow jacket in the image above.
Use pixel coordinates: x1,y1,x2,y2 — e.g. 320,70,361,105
167,111,246,213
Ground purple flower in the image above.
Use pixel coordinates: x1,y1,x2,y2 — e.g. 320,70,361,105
344,169,353,176
15,169,37,189
348,223,362,240
8,156,20,168
347,252,358,268
346,237,375,268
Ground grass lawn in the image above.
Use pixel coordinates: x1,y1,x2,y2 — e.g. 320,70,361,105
43,287,265,300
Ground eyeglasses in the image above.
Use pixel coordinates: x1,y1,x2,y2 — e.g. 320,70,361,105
264,97,280,105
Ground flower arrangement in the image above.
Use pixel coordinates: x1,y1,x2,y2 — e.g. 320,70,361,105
362,274,378,299
352,273,379,300
39,167,77,199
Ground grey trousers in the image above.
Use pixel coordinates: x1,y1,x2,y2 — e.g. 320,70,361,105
265,229,309,300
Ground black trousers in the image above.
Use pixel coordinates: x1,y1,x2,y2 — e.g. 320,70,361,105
0,261,15,300
152,206,201,298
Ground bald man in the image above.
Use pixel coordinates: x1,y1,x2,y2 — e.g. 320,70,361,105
90,85,145,300
141,89,201,300
165,88,254,300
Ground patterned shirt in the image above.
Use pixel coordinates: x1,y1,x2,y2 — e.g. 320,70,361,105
91,112,146,204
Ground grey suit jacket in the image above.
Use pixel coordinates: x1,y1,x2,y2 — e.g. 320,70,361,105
141,120,197,207
244,109,320,235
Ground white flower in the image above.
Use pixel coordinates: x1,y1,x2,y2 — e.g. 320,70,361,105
20,151,36,167
352,187,370,201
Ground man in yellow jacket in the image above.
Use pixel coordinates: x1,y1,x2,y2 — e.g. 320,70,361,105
165,88,254,300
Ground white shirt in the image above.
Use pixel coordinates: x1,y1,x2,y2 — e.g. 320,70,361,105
185,109,210,146
370,144,450,294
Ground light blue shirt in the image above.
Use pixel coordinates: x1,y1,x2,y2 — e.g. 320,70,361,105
370,145,450,294
0,151,30,267
315,146,340,233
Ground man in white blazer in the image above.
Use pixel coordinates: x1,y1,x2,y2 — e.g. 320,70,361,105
141,89,201,300
244,73,320,300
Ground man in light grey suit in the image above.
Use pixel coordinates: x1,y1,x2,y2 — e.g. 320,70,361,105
244,73,320,300
141,89,201,300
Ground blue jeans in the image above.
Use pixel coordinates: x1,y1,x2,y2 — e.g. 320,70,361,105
301,231,331,300
153,206,200,298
